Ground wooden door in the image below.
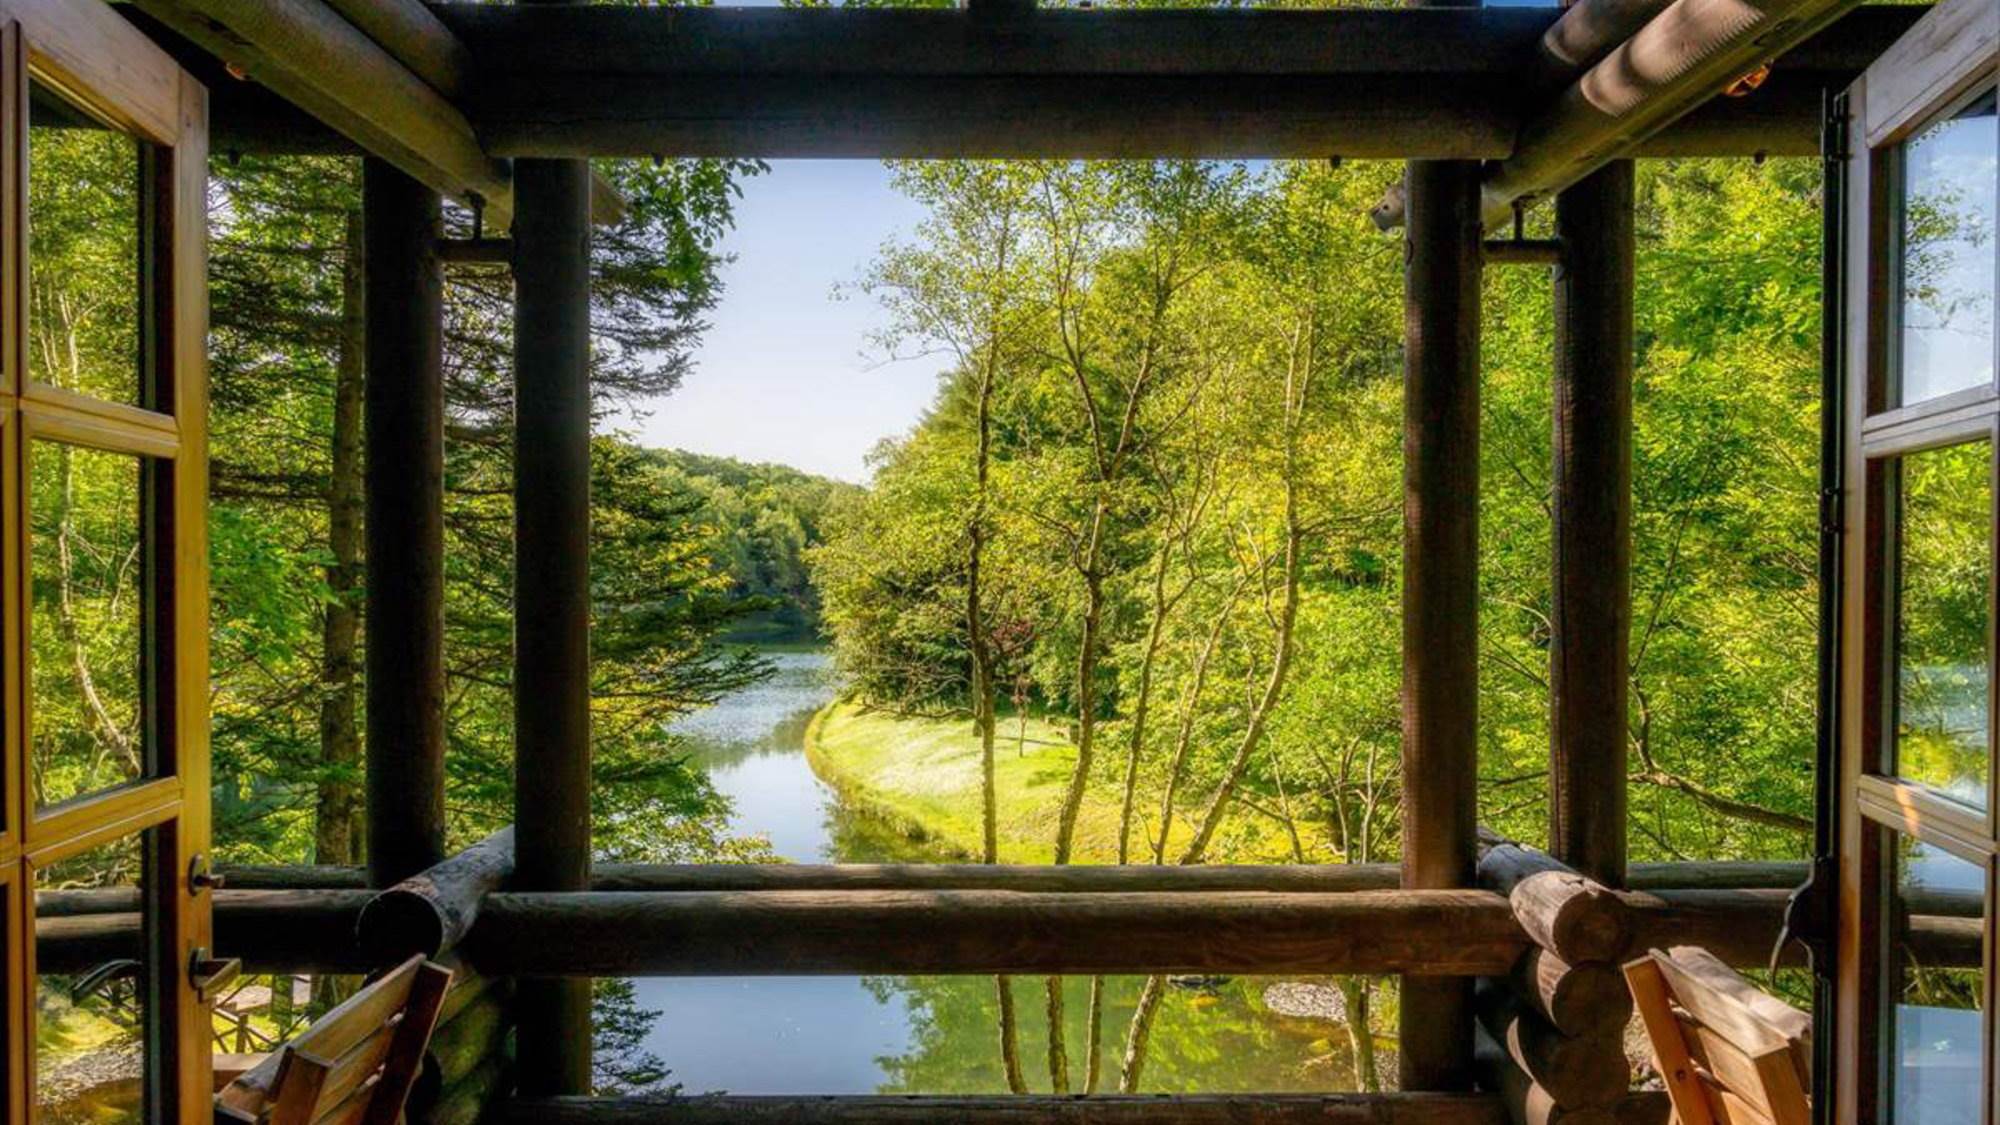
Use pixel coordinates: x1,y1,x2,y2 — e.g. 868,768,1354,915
0,0,209,1120
1836,0,1999,1121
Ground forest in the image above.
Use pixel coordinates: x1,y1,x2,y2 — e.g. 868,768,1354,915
30,113,1977,1103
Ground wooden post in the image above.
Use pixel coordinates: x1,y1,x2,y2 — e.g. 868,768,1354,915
364,158,448,888
1548,160,1634,889
1397,8,1485,1081
510,94,595,1091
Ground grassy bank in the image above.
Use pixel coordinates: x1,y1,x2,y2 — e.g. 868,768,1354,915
804,698,1305,864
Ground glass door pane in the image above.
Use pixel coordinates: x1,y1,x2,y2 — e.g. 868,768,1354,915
26,77,149,409
32,829,158,1125
28,442,153,810
1894,86,1998,408
1890,439,1992,810
1884,833,1988,1125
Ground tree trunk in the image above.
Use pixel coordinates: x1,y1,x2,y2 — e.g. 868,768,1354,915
1051,505,1106,865
1118,973,1166,1093
1044,975,1070,1093
996,975,1028,1094
1083,974,1106,1092
316,208,366,865
1338,977,1379,1092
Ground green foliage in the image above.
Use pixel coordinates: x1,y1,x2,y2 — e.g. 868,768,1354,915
201,152,817,867
821,155,1832,867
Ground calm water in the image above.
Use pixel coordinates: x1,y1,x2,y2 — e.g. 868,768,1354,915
630,649,1365,1095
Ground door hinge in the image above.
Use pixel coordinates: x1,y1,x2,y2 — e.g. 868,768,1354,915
1822,97,1852,165
1818,487,1843,538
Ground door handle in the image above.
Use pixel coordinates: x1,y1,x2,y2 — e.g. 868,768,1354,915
190,947,241,1003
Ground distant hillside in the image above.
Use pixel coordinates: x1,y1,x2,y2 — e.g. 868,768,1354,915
647,449,857,642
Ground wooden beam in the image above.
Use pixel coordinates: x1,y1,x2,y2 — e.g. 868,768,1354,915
1480,0,1872,225
470,74,1522,161
127,0,512,223
511,142,595,1097
357,826,515,961
364,157,449,890
1399,22,1486,1078
437,5,1555,78
34,890,377,974
489,1095,1511,1125
1481,843,1632,964
1548,160,1634,889
586,861,1408,893
1485,238,1565,265
437,4,1912,160
320,0,471,98
203,858,1814,894
462,889,1531,977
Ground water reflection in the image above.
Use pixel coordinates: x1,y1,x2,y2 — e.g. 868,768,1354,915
622,649,1372,1094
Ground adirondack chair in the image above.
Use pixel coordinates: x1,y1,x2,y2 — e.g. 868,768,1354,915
214,954,453,1125
1625,946,1812,1125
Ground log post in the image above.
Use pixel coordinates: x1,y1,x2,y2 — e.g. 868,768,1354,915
511,81,595,1094
1398,0,1486,1076
364,158,448,888
1548,159,1634,891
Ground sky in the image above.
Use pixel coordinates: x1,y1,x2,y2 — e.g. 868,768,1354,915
612,161,942,484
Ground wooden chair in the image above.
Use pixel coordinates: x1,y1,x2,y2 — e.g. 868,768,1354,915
1624,945,1812,1125
215,954,453,1125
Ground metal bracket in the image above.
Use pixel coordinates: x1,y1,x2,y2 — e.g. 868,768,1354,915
1772,854,1837,980
188,852,225,895
190,947,243,1003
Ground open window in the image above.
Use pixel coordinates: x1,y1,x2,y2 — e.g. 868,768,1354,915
1838,0,1999,1120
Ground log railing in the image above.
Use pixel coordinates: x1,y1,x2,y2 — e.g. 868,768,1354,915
36,848,1944,1124
1473,838,1636,1123
490,1094,1512,1124
35,860,1979,980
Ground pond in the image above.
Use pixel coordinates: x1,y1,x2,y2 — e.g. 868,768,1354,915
626,648,1377,1095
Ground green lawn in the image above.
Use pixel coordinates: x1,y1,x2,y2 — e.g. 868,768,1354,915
804,698,1302,864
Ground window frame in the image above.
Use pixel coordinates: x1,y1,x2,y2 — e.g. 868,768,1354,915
1840,2,2000,1119
0,0,210,1120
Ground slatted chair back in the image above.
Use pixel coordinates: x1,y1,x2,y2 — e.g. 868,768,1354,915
1624,945,1811,1125
215,954,453,1125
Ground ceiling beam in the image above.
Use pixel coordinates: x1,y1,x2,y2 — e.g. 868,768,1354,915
437,3,1914,162
129,0,510,222
1480,0,1873,226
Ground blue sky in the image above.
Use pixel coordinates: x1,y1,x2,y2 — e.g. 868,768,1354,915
614,160,941,483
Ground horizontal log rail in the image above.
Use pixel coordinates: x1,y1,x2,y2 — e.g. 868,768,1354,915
490,1094,1510,1125
35,890,377,974
208,857,1817,894
30,881,1981,977
464,889,1530,977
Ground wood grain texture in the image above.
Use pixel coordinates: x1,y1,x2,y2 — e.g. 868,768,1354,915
488,1094,1510,1125
1549,159,1633,890
1482,0,1870,225
465,889,1529,977
1474,979,1630,1109
363,157,447,890
1481,844,1630,963
125,0,511,222
359,825,513,960
1511,947,1633,1038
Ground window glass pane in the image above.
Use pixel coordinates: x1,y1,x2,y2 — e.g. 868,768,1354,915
1892,440,1992,809
34,830,155,1125
1885,834,1987,1125
1897,87,1998,407
28,77,146,407
30,441,151,809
